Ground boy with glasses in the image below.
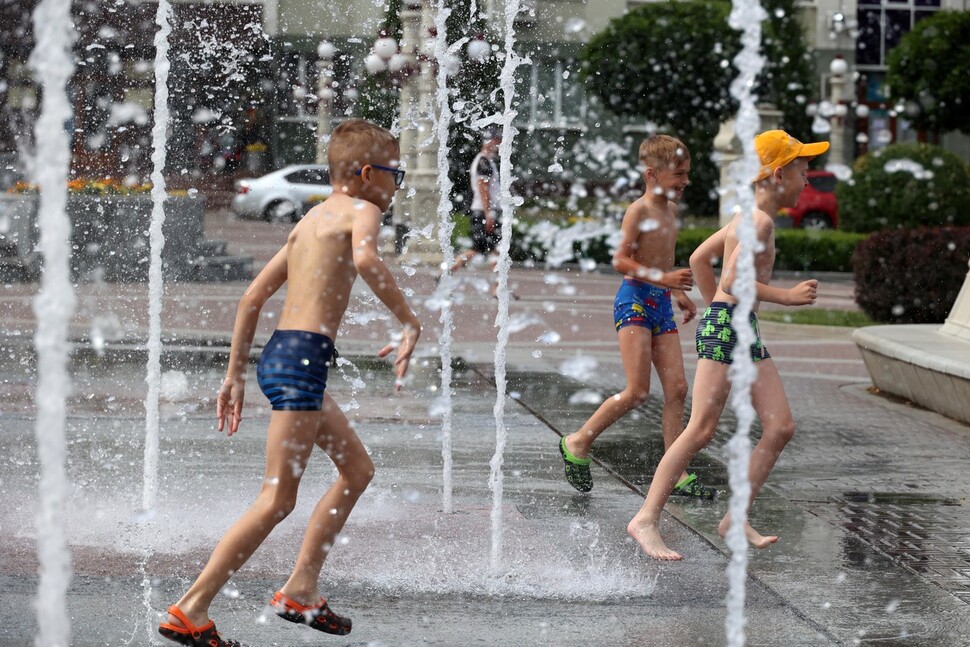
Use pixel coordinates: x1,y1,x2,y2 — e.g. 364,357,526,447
159,119,420,645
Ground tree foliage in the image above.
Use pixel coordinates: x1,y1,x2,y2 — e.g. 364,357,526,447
886,10,970,134
580,0,815,214
582,0,813,137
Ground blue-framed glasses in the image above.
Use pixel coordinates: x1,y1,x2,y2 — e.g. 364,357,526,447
355,164,405,188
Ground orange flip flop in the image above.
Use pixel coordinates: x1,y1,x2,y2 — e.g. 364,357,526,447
269,590,352,636
158,605,241,647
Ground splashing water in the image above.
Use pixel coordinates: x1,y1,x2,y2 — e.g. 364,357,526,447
488,0,525,575
725,1,767,645
29,1,77,644
432,0,456,514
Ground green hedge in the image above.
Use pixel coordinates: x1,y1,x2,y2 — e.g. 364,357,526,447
675,227,863,273
448,216,863,272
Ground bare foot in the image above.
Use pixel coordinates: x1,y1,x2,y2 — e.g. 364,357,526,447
718,517,779,549
627,519,683,560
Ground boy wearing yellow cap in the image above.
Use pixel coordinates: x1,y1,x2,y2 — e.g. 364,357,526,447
626,130,826,560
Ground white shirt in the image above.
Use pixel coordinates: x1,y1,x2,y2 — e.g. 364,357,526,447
469,152,500,213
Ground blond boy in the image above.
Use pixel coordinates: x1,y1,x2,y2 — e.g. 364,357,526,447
559,135,713,499
159,119,420,645
627,130,825,560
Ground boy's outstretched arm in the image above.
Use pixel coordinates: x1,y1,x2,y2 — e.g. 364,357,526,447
218,246,289,436
720,237,818,306
612,204,693,290
689,226,727,305
352,204,421,388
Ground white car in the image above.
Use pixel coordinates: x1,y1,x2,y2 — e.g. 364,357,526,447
231,165,333,222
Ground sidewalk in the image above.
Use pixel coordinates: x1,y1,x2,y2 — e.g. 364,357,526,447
2,214,970,644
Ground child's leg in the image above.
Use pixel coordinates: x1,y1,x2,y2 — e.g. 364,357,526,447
168,410,321,628
279,393,374,603
717,359,794,547
650,332,689,452
628,359,731,559
652,332,714,492
564,325,653,458
450,248,479,272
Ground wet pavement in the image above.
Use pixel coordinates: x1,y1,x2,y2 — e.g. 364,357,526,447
2,209,970,645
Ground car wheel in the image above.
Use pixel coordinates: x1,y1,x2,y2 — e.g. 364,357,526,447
265,199,298,223
801,212,831,230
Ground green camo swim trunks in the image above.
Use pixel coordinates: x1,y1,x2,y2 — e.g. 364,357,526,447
695,302,770,364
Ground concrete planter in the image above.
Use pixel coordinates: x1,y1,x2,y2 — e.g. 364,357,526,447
0,192,249,282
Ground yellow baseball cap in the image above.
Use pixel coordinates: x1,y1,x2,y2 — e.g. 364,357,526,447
754,130,829,181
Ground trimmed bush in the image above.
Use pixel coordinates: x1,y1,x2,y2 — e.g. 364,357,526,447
773,230,866,273
837,143,970,233
474,219,860,273
852,226,970,324
675,227,862,272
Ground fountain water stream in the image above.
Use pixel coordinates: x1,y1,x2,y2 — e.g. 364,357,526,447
143,0,173,517
724,1,768,645
432,0,456,514
488,0,524,575
28,1,77,645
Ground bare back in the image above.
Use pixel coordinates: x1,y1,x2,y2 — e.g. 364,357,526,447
277,195,370,338
712,208,776,310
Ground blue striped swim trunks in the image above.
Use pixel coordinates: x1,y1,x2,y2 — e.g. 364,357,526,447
257,330,336,411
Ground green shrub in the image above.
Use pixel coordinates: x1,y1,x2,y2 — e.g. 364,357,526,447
675,227,862,272
494,220,860,273
773,230,865,272
852,226,970,323
836,143,970,233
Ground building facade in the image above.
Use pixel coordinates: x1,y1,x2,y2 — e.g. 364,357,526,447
1,0,967,192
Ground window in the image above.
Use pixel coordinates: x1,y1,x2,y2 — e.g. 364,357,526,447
856,0,942,70
517,58,587,130
286,168,330,185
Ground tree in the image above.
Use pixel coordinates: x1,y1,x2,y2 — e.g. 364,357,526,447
581,0,815,214
886,10,970,134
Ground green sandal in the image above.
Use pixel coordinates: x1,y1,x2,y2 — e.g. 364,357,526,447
672,473,718,500
559,436,593,492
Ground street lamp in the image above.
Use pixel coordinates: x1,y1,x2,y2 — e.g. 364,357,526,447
828,55,849,167
315,40,336,164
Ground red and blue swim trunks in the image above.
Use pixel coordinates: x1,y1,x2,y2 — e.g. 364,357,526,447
613,277,677,335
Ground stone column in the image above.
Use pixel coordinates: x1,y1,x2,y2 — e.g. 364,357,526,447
394,0,442,262
714,104,782,226
941,262,970,342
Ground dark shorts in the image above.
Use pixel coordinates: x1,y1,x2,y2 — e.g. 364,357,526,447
613,278,677,335
695,302,770,364
470,210,501,254
257,330,336,411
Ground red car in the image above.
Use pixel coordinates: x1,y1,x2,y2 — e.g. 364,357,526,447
781,169,838,229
